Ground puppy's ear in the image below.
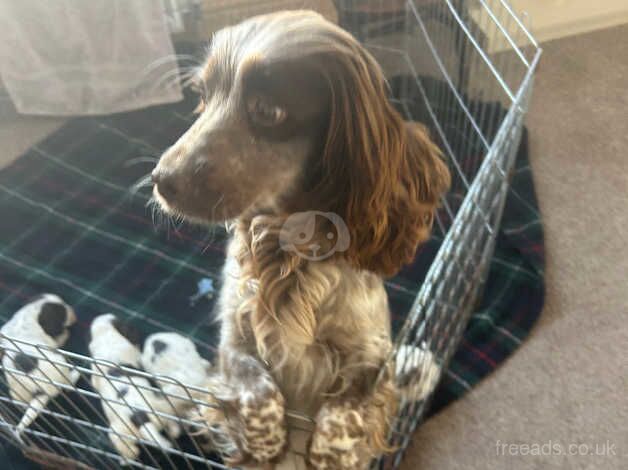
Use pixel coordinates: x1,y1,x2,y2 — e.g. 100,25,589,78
38,302,69,338
312,42,450,276
111,318,143,347
151,339,168,355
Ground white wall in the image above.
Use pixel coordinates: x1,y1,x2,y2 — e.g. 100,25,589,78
511,0,628,42
471,0,628,53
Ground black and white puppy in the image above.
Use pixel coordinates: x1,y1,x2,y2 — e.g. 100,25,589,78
141,333,231,454
141,332,213,414
395,343,441,401
88,314,179,461
0,294,79,435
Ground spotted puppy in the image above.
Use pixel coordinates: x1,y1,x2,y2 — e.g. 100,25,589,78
0,294,79,435
395,343,441,402
141,332,213,413
88,314,179,461
140,333,233,453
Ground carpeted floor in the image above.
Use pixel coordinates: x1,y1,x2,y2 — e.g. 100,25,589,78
403,24,628,470
0,106,65,170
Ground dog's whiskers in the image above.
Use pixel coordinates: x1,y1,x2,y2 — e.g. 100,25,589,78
130,174,153,195
156,67,199,92
182,73,199,90
211,194,224,222
146,198,160,229
141,54,201,78
125,156,159,167
165,213,176,239
199,195,225,254
145,197,184,239
174,69,200,91
174,213,186,232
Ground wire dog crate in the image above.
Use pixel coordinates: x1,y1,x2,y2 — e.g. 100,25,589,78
0,1,541,469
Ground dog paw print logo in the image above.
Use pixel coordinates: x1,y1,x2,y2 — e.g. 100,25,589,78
279,211,350,261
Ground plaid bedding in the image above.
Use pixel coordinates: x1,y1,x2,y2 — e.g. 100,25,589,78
0,77,544,467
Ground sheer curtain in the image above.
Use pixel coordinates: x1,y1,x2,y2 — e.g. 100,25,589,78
0,0,183,115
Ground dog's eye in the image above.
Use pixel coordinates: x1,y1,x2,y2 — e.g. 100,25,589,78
247,96,286,127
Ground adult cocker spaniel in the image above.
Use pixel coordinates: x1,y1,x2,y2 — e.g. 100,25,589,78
151,10,450,469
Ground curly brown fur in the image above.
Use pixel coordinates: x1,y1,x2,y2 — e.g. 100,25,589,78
151,10,449,468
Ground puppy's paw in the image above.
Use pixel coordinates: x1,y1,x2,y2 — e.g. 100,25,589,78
308,402,367,470
109,424,140,461
162,418,182,440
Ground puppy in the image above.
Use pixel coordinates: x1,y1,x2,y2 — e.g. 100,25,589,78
141,332,213,413
141,332,233,454
1,294,75,347
151,10,450,468
88,314,178,461
0,294,79,435
395,343,441,402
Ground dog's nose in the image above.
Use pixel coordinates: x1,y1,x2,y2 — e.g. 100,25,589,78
151,170,178,200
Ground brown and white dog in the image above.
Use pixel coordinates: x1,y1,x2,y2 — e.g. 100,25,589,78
151,10,449,469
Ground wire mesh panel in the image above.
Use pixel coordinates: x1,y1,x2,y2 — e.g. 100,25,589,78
0,332,235,470
371,1,541,467
0,1,540,469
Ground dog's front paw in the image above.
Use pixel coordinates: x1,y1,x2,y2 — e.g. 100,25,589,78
195,364,287,464
214,375,287,466
234,375,287,464
307,402,367,470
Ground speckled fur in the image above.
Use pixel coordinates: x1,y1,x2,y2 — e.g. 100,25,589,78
151,10,449,468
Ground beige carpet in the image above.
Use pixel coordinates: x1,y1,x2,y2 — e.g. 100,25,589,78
403,24,628,470
0,104,65,170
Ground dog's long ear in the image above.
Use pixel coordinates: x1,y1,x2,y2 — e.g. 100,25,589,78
312,41,450,277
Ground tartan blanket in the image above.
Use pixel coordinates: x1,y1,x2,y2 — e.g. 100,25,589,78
0,77,544,466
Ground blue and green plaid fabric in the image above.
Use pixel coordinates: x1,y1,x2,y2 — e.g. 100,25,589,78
0,77,544,466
